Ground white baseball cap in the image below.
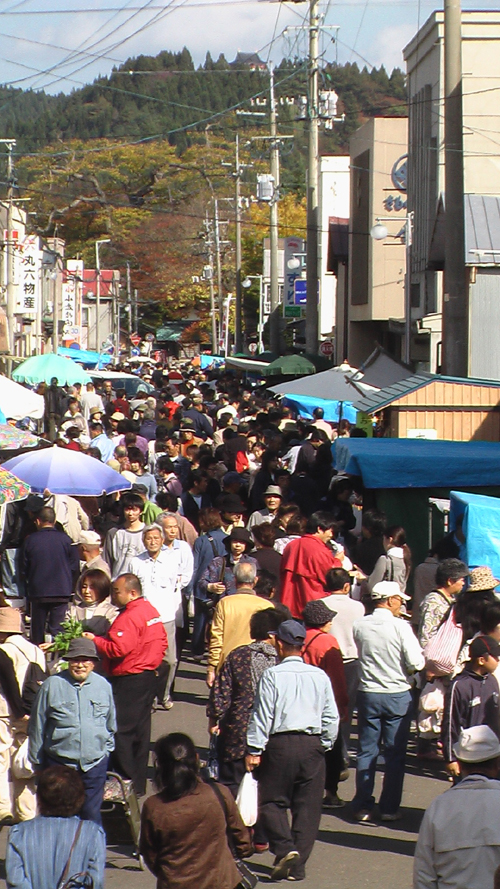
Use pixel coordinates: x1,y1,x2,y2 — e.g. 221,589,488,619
371,580,411,601
453,725,500,762
78,530,101,546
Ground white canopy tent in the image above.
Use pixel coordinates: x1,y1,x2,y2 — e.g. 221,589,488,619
0,375,44,420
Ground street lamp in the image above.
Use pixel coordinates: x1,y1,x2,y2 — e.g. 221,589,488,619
242,275,264,352
95,238,110,353
370,214,413,365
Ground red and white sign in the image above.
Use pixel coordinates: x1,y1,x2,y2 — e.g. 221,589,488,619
248,342,258,354
130,333,141,346
319,340,334,357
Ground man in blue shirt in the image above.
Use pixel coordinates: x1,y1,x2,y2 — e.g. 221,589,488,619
29,637,116,824
246,620,338,882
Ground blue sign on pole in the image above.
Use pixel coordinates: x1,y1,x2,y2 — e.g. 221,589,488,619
294,280,319,305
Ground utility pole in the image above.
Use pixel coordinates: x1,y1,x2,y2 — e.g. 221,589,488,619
95,238,110,354
305,0,320,355
214,198,224,350
269,64,281,356
133,289,139,332
234,135,243,354
443,0,468,376
3,140,16,357
126,261,133,359
204,211,218,352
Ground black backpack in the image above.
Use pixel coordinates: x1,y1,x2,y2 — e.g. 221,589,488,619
21,661,49,713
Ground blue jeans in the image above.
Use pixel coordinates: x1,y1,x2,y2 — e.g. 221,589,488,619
353,690,413,816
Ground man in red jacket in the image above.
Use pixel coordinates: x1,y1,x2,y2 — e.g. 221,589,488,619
84,573,167,795
281,512,341,618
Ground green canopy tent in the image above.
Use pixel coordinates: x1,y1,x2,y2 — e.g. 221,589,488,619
261,355,316,377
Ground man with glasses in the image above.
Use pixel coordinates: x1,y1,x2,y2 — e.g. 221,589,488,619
351,580,425,824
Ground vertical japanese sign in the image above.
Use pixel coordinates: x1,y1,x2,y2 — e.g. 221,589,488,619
18,235,40,315
62,275,76,326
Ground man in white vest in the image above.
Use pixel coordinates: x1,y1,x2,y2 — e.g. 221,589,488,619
0,607,46,823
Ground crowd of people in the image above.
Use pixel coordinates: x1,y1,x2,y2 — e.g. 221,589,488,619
0,360,499,887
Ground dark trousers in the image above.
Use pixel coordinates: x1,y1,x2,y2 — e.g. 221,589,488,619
341,660,360,759
30,600,68,645
325,733,344,795
45,754,108,825
191,598,208,657
110,671,156,796
258,733,325,877
219,757,267,845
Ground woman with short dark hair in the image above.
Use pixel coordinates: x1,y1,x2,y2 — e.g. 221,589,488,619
140,732,252,889
6,765,105,889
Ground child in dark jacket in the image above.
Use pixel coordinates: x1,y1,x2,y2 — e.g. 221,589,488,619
442,634,500,779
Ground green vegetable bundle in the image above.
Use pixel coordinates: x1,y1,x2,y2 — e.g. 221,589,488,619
50,617,84,653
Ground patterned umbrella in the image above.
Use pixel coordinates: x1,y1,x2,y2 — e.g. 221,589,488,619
0,467,30,504
0,423,44,450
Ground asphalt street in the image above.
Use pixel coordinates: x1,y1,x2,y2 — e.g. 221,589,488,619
0,657,447,889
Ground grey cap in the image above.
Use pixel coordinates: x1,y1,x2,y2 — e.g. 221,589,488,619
66,638,99,660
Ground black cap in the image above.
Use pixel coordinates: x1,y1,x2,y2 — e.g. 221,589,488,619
469,635,500,660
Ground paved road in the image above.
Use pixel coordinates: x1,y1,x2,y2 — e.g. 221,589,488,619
0,658,447,888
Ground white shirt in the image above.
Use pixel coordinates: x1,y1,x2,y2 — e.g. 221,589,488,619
129,541,193,624
414,774,500,889
80,391,105,421
353,608,425,694
322,593,365,661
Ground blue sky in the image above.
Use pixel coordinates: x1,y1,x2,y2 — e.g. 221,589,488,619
0,0,498,95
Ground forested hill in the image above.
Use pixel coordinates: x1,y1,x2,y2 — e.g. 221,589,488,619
0,49,407,158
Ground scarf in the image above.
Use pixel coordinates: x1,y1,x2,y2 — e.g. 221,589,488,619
249,641,277,692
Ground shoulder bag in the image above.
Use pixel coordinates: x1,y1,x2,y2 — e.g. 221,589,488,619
210,781,258,889
57,822,94,889
424,605,463,676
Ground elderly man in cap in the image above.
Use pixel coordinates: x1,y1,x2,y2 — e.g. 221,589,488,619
29,637,116,824
0,607,47,823
246,619,339,882
247,485,282,532
207,559,271,687
78,530,110,577
352,580,425,823
414,725,500,889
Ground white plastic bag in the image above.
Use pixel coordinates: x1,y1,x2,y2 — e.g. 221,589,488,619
12,737,34,779
236,771,258,826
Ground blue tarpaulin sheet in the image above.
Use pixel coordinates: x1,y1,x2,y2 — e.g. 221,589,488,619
200,354,224,370
283,394,357,423
450,490,500,576
334,438,500,489
57,347,112,367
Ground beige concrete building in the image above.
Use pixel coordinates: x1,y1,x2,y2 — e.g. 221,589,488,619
342,117,408,366
404,11,500,378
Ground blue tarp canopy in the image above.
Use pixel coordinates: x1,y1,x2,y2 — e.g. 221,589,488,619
450,491,500,578
334,438,500,489
283,394,357,423
57,347,113,368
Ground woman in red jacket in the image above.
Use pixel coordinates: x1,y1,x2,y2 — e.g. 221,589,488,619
302,599,349,807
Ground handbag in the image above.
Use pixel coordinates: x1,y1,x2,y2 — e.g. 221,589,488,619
205,733,220,781
210,781,258,889
424,606,463,676
57,822,94,889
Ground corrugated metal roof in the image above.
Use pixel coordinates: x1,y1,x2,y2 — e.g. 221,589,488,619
353,373,432,413
353,372,500,413
465,194,500,265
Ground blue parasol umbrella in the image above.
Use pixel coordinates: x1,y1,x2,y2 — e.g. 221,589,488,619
3,446,132,496
12,353,92,387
